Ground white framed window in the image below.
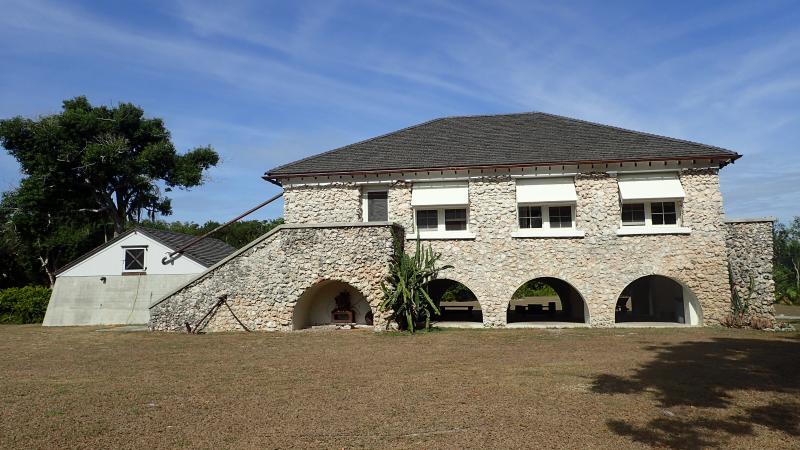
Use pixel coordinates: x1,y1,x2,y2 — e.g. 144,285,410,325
518,205,543,229
411,207,473,239
361,187,389,222
617,173,691,235
408,181,474,239
515,204,580,235
512,177,584,238
123,247,146,272
621,201,681,227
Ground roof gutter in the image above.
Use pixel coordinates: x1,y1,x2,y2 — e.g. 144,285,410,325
263,175,283,187
264,154,742,181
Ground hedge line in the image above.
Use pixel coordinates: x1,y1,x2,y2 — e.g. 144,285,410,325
0,286,51,324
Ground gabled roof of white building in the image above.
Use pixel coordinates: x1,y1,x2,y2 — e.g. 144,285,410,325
55,227,236,275
266,112,740,179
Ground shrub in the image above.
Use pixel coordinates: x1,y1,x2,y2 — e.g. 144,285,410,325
380,234,452,332
0,286,51,324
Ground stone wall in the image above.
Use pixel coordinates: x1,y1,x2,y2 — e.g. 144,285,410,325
282,170,734,328
149,223,399,332
725,219,776,321
284,184,361,223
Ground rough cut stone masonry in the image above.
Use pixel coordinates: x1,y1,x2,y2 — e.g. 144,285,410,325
149,223,398,332
725,219,776,320
151,170,775,331
280,169,775,328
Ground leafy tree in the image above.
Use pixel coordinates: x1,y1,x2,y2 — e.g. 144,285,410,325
512,280,558,299
774,217,800,304
0,176,106,286
380,236,453,332
0,96,219,236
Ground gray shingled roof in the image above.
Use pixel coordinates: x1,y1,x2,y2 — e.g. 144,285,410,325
139,228,236,267
55,227,236,275
266,112,739,178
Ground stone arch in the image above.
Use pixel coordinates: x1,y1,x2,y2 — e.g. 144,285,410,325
292,279,377,330
506,276,590,326
427,277,484,326
614,274,703,326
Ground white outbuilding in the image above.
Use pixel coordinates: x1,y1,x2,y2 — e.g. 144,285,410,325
43,227,235,326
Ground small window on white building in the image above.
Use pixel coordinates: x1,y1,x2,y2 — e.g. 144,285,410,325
362,188,389,222
617,173,690,235
415,209,438,230
444,208,467,230
409,182,473,238
621,203,646,226
518,206,543,229
124,248,146,272
513,177,583,237
548,206,573,228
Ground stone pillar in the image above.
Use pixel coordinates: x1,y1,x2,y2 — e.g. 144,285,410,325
725,218,776,322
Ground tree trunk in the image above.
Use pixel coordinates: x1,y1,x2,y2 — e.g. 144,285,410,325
113,190,128,236
793,258,799,292
91,188,124,236
38,255,56,287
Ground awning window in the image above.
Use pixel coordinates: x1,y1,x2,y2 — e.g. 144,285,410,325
618,173,685,201
516,177,577,204
411,182,469,206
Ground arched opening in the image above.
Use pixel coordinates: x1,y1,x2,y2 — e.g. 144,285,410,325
292,280,374,330
428,279,482,327
615,275,702,326
507,277,588,327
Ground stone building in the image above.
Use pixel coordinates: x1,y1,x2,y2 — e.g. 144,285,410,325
150,112,775,331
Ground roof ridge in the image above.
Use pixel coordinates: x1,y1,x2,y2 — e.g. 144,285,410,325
137,226,232,247
265,117,448,177
532,112,739,155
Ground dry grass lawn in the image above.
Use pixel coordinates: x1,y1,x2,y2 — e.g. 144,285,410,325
1,325,799,449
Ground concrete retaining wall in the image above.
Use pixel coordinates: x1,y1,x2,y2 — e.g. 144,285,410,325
44,274,197,326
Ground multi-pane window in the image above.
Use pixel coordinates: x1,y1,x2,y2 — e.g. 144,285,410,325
413,208,470,234
651,202,677,225
548,206,573,228
366,191,388,222
124,248,145,271
416,209,438,230
621,201,681,227
444,208,467,231
516,204,574,230
518,206,543,229
621,203,646,226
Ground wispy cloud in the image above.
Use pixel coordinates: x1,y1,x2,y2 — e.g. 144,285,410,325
1,0,798,222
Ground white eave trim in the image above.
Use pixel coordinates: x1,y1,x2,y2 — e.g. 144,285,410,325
405,231,476,240
616,226,692,236
511,229,586,238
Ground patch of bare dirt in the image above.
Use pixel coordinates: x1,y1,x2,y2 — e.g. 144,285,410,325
0,326,798,449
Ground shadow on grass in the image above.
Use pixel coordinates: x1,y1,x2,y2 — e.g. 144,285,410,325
591,337,800,448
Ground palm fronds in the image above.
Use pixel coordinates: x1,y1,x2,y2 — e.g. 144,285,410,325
380,237,452,332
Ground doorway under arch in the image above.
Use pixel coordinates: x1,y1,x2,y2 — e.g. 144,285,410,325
507,277,589,327
615,275,702,326
292,280,374,330
427,279,483,327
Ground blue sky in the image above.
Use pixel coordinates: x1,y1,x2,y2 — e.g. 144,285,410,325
1,0,798,223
